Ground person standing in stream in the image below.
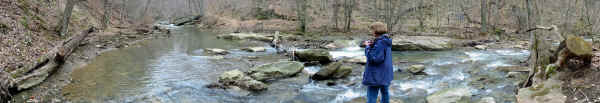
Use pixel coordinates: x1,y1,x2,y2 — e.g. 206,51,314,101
362,22,394,103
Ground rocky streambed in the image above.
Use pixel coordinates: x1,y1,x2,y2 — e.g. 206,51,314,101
58,26,533,103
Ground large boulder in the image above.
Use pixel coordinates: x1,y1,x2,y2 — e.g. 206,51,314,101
217,33,273,42
248,61,305,81
426,87,472,103
218,69,267,91
311,62,353,80
295,49,333,64
516,79,566,103
392,36,457,51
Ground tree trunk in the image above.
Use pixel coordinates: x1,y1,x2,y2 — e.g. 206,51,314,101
480,0,488,33
102,0,112,30
417,0,425,32
523,0,536,88
59,0,76,36
296,0,307,32
344,0,354,32
120,0,127,24
332,0,340,30
140,0,152,21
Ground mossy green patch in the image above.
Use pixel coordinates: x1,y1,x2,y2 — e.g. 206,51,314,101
0,23,8,34
20,16,29,30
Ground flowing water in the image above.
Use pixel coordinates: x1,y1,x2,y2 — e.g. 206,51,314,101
62,26,529,103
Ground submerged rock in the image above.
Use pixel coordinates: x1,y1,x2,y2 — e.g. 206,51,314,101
311,62,352,80
407,65,426,74
204,48,229,55
477,97,495,103
392,36,457,51
426,87,472,103
242,47,267,52
294,49,333,64
403,88,428,103
348,97,405,103
248,61,304,81
217,33,273,42
217,69,267,91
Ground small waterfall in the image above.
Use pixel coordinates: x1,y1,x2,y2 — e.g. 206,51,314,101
272,31,300,61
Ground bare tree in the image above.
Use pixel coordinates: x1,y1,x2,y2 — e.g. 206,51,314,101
332,0,340,30
120,0,127,24
59,0,76,36
102,0,112,29
343,0,355,32
296,0,308,32
481,0,488,33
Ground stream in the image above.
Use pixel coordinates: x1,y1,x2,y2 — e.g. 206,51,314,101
62,26,530,103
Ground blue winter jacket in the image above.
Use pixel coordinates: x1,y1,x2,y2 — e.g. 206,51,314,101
362,34,394,86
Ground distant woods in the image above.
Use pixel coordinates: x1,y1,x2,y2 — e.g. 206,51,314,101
54,0,600,36
57,0,206,36
195,0,600,37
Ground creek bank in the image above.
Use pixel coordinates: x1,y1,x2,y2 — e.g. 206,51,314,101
9,25,173,102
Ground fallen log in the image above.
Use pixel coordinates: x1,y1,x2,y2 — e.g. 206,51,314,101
0,27,95,102
172,15,203,26
16,27,95,90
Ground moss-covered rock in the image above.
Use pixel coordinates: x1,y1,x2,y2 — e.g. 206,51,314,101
248,61,304,81
294,49,332,64
218,69,267,91
566,35,592,56
392,36,457,51
311,62,353,80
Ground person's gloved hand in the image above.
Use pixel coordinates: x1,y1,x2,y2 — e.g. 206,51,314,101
363,40,373,47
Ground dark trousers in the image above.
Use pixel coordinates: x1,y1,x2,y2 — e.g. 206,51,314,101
366,85,389,103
